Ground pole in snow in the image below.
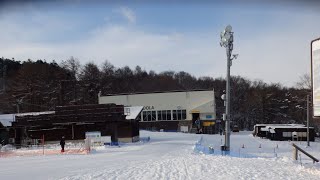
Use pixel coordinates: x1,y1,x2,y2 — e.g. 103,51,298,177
220,25,238,152
307,95,310,146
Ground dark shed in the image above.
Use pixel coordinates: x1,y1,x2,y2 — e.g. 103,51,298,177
8,104,141,146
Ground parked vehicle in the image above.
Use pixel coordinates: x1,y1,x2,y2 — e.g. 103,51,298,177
232,125,239,132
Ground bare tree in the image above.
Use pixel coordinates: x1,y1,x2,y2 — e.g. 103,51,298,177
101,60,115,76
296,73,311,90
60,56,81,80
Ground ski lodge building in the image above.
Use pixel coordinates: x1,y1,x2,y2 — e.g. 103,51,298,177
98,90,218,133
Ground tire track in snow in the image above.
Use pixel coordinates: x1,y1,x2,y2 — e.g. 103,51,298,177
60,151,320,180
58,135,320,180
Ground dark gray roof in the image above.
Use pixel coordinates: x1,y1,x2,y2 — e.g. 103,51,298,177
103,89,214,97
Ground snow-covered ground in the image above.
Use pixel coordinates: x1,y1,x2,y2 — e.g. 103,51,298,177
0,131,320,180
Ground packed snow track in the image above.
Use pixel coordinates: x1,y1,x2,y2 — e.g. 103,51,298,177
0,131,320,180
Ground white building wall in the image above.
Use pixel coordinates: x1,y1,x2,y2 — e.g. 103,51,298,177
99,90,216,121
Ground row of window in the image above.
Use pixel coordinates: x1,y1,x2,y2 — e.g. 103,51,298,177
142,111,156,121
282,132,307,137
139,110,187,121
158,110,171,121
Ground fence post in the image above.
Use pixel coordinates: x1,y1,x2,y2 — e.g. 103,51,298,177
42,134,45,155
293,146,298,161
84,137,91,154
292,143,319,163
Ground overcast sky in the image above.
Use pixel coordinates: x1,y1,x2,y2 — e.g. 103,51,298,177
1,0,320,87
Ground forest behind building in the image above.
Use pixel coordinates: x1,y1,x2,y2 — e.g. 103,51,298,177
0,57,318,130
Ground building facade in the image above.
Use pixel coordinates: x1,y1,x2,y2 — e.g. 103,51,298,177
253,124,315,141
7,104,141,146
99,90,216,132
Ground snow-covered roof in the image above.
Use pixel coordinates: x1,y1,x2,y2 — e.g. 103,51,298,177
267,126,313,129
15,111,55,117
124,106,144,120
190,101,214,114
254,124,305,127
0,114,15,127
0,111,56,127
269,129,276,133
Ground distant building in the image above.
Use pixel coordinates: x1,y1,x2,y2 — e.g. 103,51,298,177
99,90,217,133
253,124,315,141
1,112,55,145
253,124,304,138
5,104,142,146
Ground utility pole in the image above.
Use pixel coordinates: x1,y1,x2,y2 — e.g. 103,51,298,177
16,98,23,113
3,65,6,92
307,95,310,146
220,25,238,152
1,64,6,93
17,102,20,113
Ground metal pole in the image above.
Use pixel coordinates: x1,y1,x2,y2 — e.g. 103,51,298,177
220,25,236,152
307,95,310,146
225,48,231,151
72,124,74,140
3,65,6,92
17,103,20,114
42,134,45,155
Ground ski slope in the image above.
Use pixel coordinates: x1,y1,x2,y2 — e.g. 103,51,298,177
0,131,320,180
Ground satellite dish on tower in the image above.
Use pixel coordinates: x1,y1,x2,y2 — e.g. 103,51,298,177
225,25,232,33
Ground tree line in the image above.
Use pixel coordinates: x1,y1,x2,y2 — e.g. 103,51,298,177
0,57,317,130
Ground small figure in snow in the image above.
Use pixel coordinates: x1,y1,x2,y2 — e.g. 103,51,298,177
199,128,203,134
220,128,223,135
195,118,201,134
60,136,65,152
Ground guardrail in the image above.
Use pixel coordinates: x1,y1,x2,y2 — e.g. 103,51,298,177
292,143,319,163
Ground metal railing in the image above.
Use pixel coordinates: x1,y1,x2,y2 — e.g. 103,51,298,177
292,143,319,163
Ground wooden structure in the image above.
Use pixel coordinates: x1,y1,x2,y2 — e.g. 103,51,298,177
8,104,140,146
292,143,319,163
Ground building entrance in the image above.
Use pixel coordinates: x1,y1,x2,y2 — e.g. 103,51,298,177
192,113,200,124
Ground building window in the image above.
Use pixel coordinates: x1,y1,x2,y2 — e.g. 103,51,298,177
142,111,148,121
157,110,171,120
157,111,162,120
142,111,156,121
283,132,292,137
152,111,156,121
182,110,186,120
136,112,141,121
161,110,167,120
173,109,186,120
303,132,307,137
173,110,177,120
298,132,307,137
178,110,182,120
167,110,171,120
